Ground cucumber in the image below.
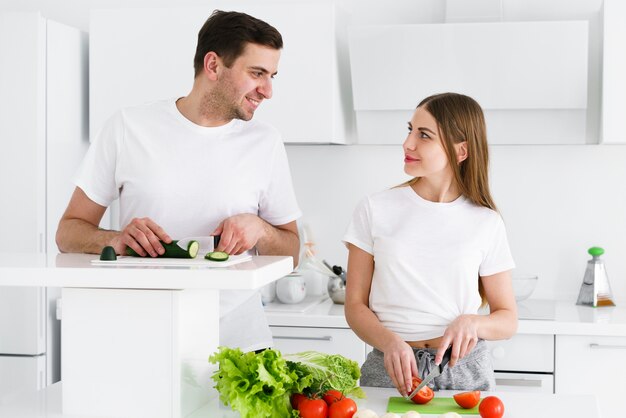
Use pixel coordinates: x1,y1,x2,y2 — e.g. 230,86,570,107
205,251,229,262
126,240,199,258
100,246,117,261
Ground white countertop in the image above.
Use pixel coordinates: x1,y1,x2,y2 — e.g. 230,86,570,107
266,297,626,337
0,383,599,418
0,253,293,290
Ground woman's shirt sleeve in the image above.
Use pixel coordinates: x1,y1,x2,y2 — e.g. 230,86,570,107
342,197,374,255
479,215,515,276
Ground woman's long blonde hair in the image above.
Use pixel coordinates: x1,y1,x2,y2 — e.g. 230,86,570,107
400,92,497,305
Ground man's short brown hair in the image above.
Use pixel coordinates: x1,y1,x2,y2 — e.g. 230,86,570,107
193,10,283,77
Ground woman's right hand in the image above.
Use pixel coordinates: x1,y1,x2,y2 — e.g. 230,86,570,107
382,336,419,397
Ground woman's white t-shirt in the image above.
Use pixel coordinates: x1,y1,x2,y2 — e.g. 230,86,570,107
74,99,302,352
343,186,514,341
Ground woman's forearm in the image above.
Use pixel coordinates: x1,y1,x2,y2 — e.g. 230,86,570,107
345,302,403,352
475,308,518,340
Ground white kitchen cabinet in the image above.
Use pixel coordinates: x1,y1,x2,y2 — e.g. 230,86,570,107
270,326,366,365
0,12,89,255
90,2,352,144
0,356,46,405
0,11,88,402
486,334,554,373
349,21,589,145
555,335,626,418
601,0,626,143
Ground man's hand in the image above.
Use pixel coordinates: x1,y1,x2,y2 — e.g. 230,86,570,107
212,214,266,255
110,217,172,257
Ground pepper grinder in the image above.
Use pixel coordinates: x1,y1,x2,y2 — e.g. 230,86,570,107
576,246,616,307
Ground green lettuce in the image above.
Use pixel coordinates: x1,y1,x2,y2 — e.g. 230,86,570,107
283,351,366,398
209,347,309,418
209,347,365,417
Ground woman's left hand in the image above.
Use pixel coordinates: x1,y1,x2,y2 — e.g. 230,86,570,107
435,314,479,367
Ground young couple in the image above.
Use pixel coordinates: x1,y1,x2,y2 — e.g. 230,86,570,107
55,10,517,393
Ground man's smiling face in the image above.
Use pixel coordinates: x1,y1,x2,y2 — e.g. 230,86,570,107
212,43,280,121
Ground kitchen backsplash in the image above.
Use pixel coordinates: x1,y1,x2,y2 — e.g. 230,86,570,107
286,144,626,304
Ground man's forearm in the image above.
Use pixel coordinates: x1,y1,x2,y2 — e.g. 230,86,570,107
256,222,300,268
56,218,120,254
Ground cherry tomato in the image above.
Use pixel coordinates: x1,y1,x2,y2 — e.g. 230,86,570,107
453,390,481,409
290,393,307,410
298,398,328,418
479,395,505,418
409,376,435,405
328,397,358,418
323,389,345,405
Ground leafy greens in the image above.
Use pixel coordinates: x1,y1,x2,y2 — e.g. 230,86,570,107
209,347,364,417
283,351,365,398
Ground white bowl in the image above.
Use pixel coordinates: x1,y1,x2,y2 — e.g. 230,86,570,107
512,275,538,301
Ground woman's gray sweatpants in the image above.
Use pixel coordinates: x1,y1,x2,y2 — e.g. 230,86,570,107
360,339,495,391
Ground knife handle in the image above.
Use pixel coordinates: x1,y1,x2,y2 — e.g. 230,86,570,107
439,346,452,371
213,235,221,250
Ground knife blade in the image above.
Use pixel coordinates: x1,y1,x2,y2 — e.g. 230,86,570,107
405,346,452,400
175,236,219,254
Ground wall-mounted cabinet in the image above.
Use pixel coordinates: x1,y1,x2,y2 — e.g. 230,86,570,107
349,21,589,145
601,0,626,144
90,2,352,144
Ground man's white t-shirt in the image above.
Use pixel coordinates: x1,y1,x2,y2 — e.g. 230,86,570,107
74,99,301,352
343,186,514,342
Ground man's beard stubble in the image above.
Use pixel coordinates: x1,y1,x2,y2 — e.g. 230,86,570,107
200,79,252,122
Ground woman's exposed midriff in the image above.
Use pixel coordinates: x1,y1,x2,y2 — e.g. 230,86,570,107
406,336,443,349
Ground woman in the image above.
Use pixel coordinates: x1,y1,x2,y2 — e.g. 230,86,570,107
343,93,517,396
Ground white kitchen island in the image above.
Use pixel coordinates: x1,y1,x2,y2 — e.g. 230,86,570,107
0,253,293,418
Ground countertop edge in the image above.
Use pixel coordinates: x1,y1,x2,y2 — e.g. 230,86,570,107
266,299,626,337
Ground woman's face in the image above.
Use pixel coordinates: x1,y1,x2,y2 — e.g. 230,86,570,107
403,107,451,178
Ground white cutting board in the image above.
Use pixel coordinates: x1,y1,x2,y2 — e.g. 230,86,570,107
91,254,252,268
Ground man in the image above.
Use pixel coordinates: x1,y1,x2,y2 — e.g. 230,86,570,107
56,10,301,352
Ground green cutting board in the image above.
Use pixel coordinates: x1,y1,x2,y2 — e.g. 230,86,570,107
387,397,479,415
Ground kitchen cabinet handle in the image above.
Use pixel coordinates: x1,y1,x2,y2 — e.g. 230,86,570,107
495,378,543,387
589,343,626,350
273,335,333,342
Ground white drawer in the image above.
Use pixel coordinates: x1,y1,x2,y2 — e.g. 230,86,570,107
0,355,46,405
555,335,626,418
486,334,554,373
494,372,554,394
270,326,366,366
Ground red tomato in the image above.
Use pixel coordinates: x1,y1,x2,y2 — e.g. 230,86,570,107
409,376,435,405
328,397,358,418
479,396,505,418
298,398,328,418
290,393,307,410
453,390,481,409
323,389,345,405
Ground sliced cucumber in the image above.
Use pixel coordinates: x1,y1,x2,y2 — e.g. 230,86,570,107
186,241,199,258
126,240,199,259
205,251,230,262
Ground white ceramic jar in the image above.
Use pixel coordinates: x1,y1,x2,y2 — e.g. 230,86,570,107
275,274,307,304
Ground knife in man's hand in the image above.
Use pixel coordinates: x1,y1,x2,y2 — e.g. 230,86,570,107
175,236,220,254
405,346,452,400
